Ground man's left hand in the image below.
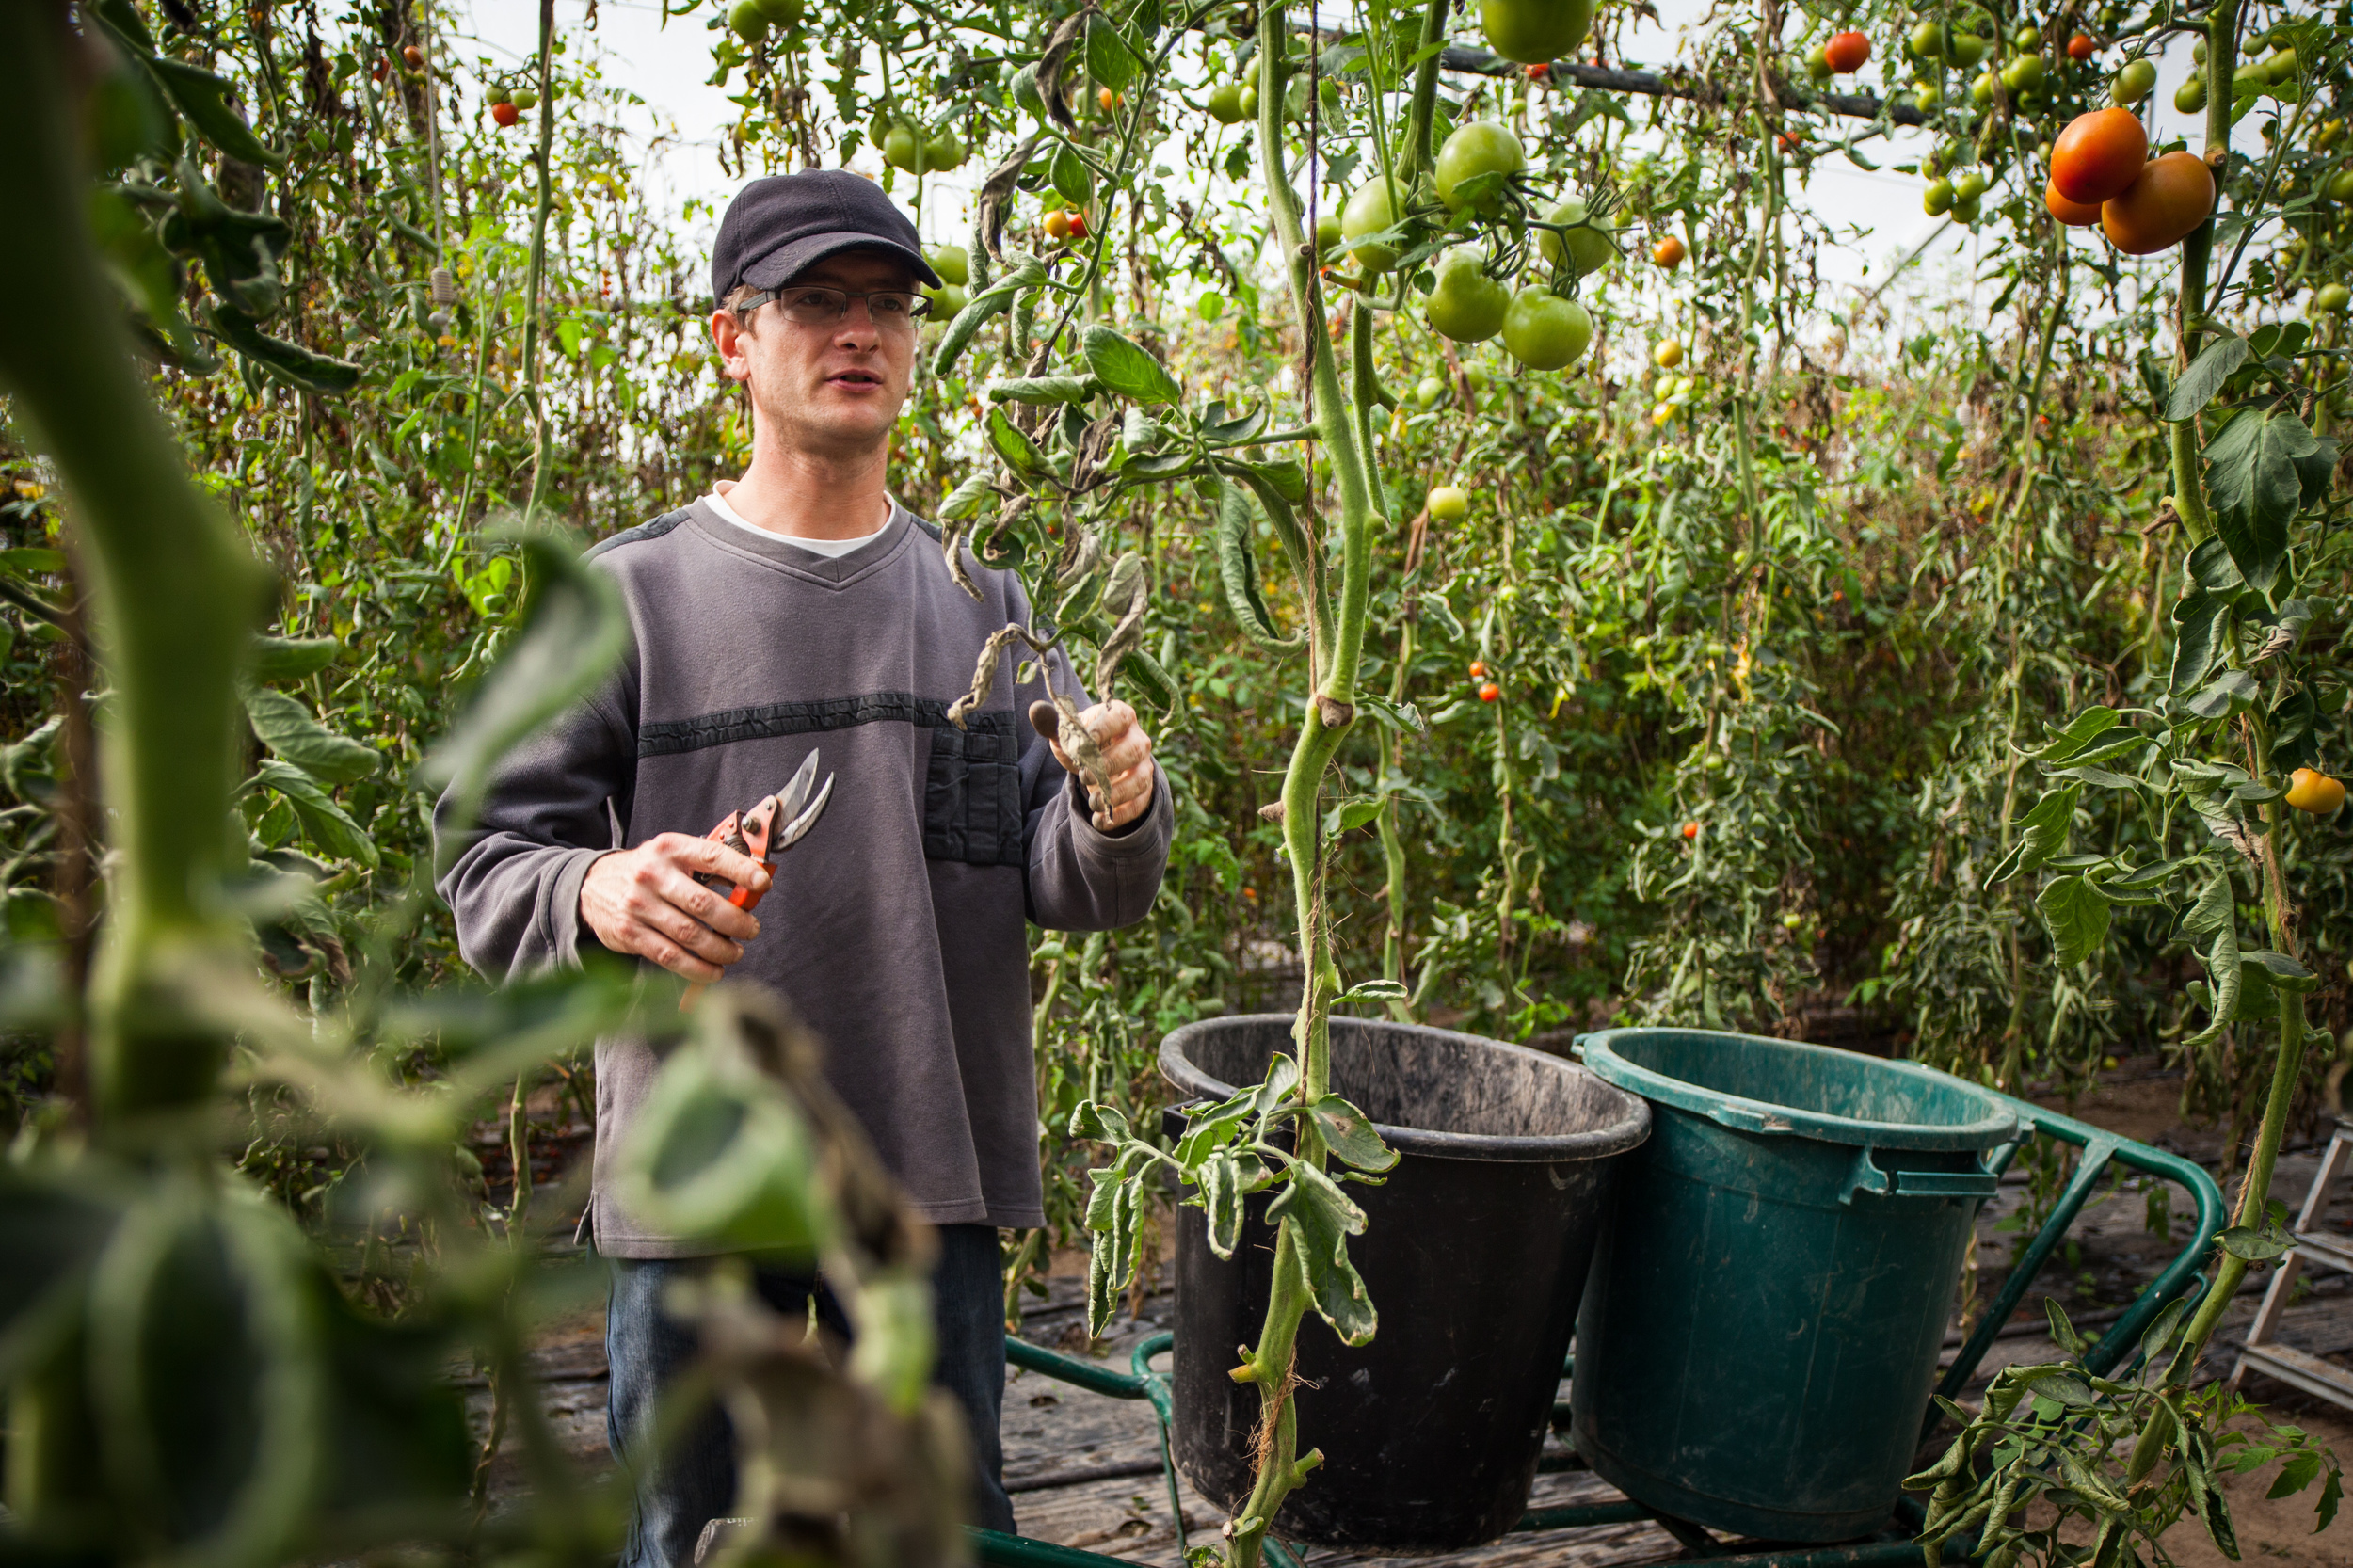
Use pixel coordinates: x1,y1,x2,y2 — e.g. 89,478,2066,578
1049,699,1158,832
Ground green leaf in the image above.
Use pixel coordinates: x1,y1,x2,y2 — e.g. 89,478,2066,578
2036,875,2111,967
1083,1153,1147,1337
2181,872,2243,1052
1325,796,1384,834
244,686,378,785
2045,1297,2087,1357
1337,977,1407,1002
146,57,283,167
0,548,68,578
1081,326,1182,405
1085,12,1142,92
421,533,630,837
1067,1100,1132,1144
1197,1147,1246,1258
1988,783,2081,885
2269,1449,2326,1501
2029,706,2119,761
1050,143,1096,206
938,472,997,523
985,407,1053,480
253,759,377,869
2168,334,2249,420
1266,1160,1377,1344
1305,1094,1398,1173
1212,477,1303,655
2170,589,2232,693
250,635,341,682
2220,1222,2296,1262
203,302,361,394
986,375,1101,405
2203,406,2332,594
2185,668,2261,719
2243,950,2318,990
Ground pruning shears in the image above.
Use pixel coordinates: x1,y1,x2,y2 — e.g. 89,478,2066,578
681,748,834,1003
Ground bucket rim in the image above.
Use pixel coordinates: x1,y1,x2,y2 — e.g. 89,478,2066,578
1578,1027,2016,1151
1159,1013,1651,1163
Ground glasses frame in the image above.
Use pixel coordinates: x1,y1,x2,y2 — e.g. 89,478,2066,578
733,285,933,328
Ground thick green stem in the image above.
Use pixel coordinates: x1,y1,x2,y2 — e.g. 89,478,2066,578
0,2,271,1120
2167,2,2236,546
520,0,558,526
1396,0,1453,185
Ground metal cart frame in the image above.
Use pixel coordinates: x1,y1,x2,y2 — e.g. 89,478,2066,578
976,1089,2224,1568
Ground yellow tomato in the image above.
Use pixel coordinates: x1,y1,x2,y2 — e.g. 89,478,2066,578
2286,768,2346,814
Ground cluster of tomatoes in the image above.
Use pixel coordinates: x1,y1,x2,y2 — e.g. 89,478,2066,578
1468,659,1501,704
2042,107,2213,255
488,86,539,128
724,0,806,44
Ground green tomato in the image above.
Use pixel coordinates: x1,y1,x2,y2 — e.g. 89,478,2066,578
1501,289,1593,370
883,124,921,171
1912,77,1942,108
2316,282,2352,314
1479,0,1597,65
1413,375,1448,409
1948,29,1988,66
1909,20,1947,59
2175,75,2206,112
1952,168,1988,200
1427,485,1469,520
1316,212,1345,259
1950,191,1982,222
921,282,968,318
509,87,537,110
2330,169,2353,202
1240,82,1259,118
1463,365,1490,395
1923,176,1954,216
924,244,969,286
1206,81,1246,123
927,128,966,170
2001,53,2044,91
1340,179,1403,272
1807,44,1833,81
2192,37,2208,64
1970,70,2001,104
1536,196,1617,276
1433,120,1526,214
1425,248,1509,343
755,0,802,21
2111,57,2155,104
2012,24,2041,51
728,0,770,40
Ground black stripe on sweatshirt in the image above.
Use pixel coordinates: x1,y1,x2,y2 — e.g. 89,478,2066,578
637,692,1016,758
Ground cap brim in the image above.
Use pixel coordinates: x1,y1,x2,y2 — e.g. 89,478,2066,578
742,232,942,291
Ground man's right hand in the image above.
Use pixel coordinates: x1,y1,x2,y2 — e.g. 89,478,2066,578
580,835,773,982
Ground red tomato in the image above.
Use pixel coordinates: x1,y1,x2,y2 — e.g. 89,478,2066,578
492,100,520,127
1653,234,1687,269
2102,152,2214,255
1468,660,1488,679
2066,32,2095,60
1823,30,1870,72
1068,211,1091,240
2044,179,2103,226
2050,107,2148,203
1478,681,1501,703
1680,822,1700,840
402,43,422,67
1524,62,1551,81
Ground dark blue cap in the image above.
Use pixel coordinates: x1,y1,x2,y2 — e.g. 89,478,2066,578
711,170,941,304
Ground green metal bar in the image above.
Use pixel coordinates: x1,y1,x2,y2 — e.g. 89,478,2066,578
1709,1537,1972,1568
1263,1538,1306,1568
1008,1336,1153,1400
1936,1128,2121,1400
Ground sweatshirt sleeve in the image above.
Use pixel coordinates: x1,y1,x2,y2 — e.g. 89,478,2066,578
1016,632,1175,934
433,681,637,980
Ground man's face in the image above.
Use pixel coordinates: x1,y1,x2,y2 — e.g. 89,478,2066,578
712,248,917,461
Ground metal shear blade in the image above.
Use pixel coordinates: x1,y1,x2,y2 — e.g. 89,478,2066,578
771,747,835,852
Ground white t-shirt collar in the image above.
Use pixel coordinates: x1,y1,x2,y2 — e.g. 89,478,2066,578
706,483,893,558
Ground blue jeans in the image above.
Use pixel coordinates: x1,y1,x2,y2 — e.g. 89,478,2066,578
606,1224,1016,1568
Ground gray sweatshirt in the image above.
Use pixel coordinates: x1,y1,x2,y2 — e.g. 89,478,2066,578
435,498,1174,1255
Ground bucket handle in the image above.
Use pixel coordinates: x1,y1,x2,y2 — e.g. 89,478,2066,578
1844,1146,1998,1204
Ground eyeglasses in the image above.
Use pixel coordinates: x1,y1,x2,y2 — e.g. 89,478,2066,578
736,285,932,329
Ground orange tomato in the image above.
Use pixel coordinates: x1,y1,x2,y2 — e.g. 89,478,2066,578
2045,179,2103,226
1653,234,1687,269
2066,32,2095,60
1478,681,1501,703
2050,107,2148,203
2101,152,2214,255
1823,29,1870,72
1524,62,1551,81
1468,660,1488,679
1680,822,1699,840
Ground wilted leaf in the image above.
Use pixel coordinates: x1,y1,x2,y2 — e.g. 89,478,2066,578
244,687,377,785
2036,875,2111,968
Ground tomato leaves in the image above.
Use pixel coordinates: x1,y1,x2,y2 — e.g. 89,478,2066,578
244,688,379,786
2200,405,2334,594
1988,782,2081,885
2035,875,2110,968
1212,476,1304,655
2163,333,2247,421
1080,325,1181,404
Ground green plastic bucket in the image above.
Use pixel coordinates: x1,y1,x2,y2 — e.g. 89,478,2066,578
1572,1029,2017,1543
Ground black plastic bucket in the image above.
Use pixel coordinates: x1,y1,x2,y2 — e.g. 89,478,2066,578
1162,1015,1650,1551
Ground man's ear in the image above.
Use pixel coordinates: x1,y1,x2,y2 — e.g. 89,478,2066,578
710,307,753,385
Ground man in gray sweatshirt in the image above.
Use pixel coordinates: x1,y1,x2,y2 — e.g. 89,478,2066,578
435,170,1173,1567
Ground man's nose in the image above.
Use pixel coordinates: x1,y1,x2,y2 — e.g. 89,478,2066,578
833,300,883,344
